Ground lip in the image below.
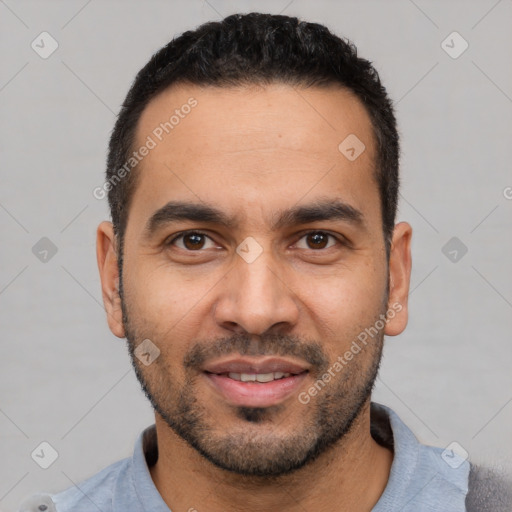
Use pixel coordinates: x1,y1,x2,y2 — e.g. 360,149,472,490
202,356,309,375
204,371,308,408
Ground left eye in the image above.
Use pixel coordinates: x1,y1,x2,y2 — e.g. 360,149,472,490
295,231,338,250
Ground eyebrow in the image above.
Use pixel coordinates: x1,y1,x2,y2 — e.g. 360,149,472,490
143,198,365,238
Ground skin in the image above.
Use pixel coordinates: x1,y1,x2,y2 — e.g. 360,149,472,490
97,83,412,511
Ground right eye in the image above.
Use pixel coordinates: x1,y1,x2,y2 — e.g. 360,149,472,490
165,231,218,251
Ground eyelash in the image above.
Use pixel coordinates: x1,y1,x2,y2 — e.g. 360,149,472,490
165,230,347,251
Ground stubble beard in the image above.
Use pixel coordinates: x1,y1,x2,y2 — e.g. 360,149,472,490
119,270,386,478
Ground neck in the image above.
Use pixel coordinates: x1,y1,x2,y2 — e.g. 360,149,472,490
149,400,393,512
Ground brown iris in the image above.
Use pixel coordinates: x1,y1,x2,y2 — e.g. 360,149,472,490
183,233,206,250
306,232,329,249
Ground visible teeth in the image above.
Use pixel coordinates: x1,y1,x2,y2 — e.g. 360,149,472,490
256,373,275,383
227,372,292,382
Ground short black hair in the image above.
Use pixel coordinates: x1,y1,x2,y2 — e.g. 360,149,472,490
106,12,400,258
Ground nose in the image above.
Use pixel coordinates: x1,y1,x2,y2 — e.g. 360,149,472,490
213,247,300,335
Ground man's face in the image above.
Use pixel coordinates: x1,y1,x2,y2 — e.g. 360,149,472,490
104,84,407,476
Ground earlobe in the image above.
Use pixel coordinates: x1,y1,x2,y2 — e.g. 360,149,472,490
384,222,412,337
96,221,126,338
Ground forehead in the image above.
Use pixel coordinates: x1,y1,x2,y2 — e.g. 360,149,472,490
129,83,379,233
137,82,374,157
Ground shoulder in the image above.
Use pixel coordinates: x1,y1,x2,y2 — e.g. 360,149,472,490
411,442,470,509
53,457,130,511
19,457,130,512
371,403,470,511
375,403,470,494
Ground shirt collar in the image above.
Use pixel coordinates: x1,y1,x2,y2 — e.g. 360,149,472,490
112,423,169,511
114,402,468,511
371,402,469,511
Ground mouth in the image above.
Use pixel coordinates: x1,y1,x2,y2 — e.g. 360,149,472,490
202,357,310,408
215,371,298,382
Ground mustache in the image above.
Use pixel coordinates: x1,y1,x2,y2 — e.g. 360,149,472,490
183,332,329,374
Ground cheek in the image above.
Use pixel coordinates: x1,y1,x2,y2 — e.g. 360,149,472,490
301,260,387,340
124,259,215,333
123,265,202,377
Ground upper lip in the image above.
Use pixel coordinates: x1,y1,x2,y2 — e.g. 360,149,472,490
202,357,309,375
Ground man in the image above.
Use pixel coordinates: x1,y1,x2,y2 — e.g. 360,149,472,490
20,12,511,512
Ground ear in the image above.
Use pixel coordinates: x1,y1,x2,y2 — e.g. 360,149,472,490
96,221,125,338
384,222,412,336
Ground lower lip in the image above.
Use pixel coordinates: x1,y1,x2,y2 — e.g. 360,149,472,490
204,372,308,408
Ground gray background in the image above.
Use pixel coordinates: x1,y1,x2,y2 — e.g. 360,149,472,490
1,0,511,510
